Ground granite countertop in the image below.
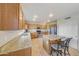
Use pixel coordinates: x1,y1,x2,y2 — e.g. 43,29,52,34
0,30,32,54
0,30,25,47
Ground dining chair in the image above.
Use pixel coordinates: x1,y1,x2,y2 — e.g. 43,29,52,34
62,38,72,56
51,40,63,56
50,38,72,56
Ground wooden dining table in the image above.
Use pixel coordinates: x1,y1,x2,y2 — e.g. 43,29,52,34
49,38,62,55
48,37,62,55
43,35,62,55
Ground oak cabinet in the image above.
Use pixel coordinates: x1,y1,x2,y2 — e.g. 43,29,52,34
0,3,20,30
0,4,2,30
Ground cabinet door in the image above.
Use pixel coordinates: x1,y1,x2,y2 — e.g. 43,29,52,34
1,3,19,30
1,3,7,30
0,4,2,30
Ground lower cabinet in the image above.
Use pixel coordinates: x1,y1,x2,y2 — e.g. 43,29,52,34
0,48,32,56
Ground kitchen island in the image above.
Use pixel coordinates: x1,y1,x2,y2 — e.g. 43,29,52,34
0,30,32,56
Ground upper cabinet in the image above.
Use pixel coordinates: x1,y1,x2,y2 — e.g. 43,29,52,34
0,4,1,30
0,3,27,30
0,3,20,30
19,5,26,29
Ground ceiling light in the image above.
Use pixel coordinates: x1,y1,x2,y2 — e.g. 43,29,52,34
33,15,38,18
47,20,50,22
49,13,53,18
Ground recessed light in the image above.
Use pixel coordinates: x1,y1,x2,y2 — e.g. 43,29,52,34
47,20,50,22
33,15,38,18
32,15,38,21
49,13,53,18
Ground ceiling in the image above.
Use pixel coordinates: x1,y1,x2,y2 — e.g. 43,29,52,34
21,3,79,24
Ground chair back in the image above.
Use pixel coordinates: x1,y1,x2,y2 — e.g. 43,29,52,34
64,38,72,47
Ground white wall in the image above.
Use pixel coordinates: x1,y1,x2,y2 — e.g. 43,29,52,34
78,18,79,51
57,14,79,50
